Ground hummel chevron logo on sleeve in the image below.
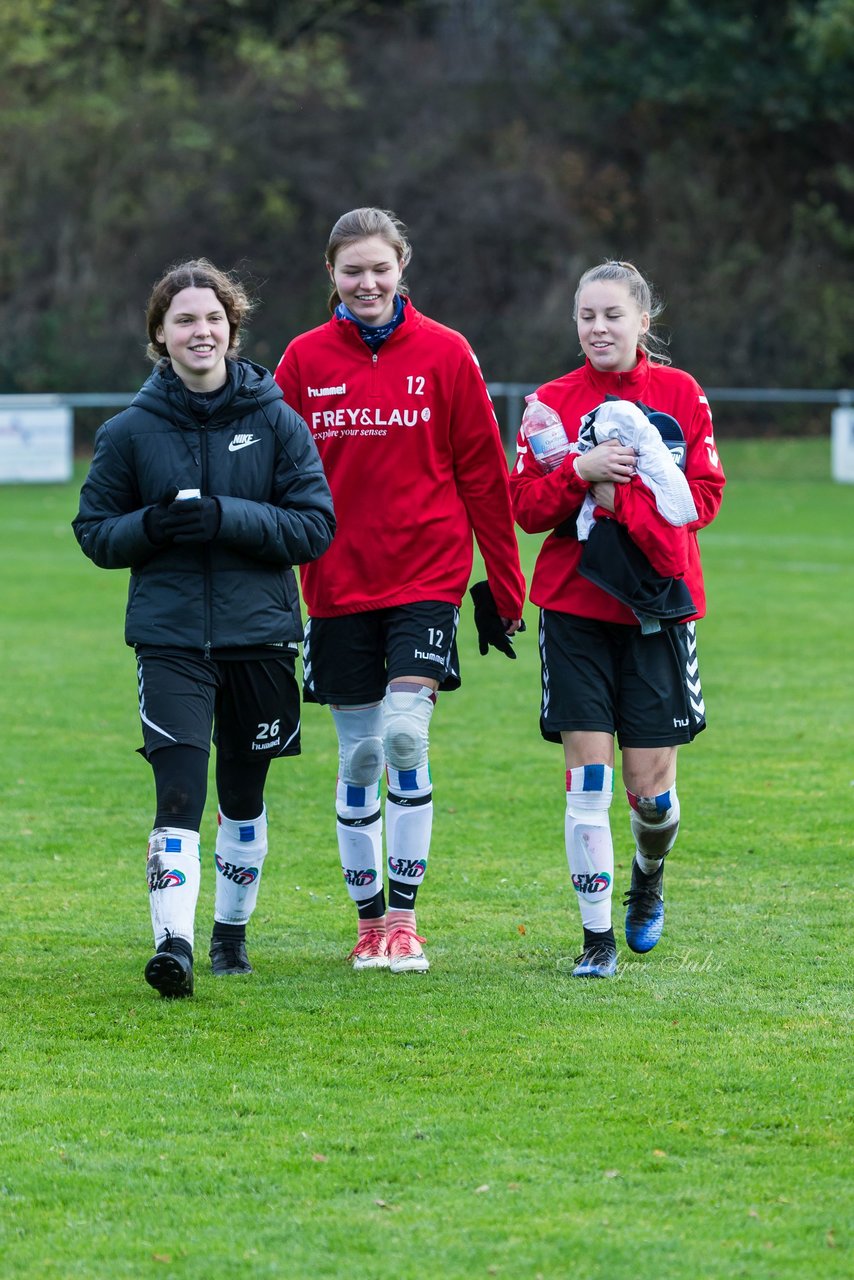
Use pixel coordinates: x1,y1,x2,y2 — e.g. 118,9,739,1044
228,434,261,452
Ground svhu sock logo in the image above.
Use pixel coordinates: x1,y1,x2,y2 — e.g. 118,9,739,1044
343,868,378,887
388,856,427,879
214,855,259,887
571,871,612,894
148,866,187,892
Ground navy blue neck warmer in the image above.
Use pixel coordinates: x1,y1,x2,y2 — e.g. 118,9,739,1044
335,294,407,351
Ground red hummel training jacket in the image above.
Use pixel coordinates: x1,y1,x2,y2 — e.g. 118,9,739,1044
510,353,725,624
275,301,526,620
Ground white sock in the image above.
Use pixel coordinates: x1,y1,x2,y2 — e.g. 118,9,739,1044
565,765,615,933
214,807,268,925
386,762,432,895
147,826,201,950
337,779,384,907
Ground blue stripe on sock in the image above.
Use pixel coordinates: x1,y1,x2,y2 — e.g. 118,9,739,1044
583,764,605,791
396,769,419,792
238,824,256,842
346,784,367,807
164,837,182,853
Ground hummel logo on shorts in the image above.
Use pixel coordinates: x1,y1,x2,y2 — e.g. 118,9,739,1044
228,434,261,452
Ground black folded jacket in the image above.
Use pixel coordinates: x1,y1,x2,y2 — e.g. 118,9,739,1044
578,519,696,625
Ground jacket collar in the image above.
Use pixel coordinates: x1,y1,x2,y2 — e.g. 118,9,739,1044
134,357,280,427
331,297,421,350
585,351,652,399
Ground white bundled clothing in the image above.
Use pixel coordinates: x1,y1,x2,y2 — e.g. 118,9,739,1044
573,400,698,541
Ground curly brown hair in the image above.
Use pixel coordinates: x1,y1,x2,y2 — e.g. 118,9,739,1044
145,259,254,362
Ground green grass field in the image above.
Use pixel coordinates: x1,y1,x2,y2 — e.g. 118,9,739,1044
1,439,851,1279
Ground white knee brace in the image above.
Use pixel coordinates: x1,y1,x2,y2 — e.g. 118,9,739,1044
565,765,614,929
628,787,680,860
331,704,385,786
382,685,435,772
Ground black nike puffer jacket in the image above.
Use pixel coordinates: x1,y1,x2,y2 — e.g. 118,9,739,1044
73,359,336,652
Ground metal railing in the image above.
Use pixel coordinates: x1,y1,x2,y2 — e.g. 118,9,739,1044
2,386,851,410
1,385,852,445
488,382,854,428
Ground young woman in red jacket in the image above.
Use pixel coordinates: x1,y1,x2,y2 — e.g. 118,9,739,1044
510,261,725,978
275,207,526,973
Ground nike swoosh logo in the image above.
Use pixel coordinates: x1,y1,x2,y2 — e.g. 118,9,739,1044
397,890,415,900
228,438,261,452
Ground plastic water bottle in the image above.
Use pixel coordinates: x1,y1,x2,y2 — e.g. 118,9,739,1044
520,394,570,472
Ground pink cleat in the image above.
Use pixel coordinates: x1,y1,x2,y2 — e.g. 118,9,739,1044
387,916,429,974
348,920,389,970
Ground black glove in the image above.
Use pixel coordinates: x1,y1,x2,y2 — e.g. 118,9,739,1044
469,580,525,659
143,486,180,546
162,495,222,544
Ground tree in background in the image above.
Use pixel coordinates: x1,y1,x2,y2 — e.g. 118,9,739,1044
1,0,851,403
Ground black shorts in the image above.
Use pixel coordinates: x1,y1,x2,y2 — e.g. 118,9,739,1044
538,611,706,748
303,602,461,705
136,648,301,760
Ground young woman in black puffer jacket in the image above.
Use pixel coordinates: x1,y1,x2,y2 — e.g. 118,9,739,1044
73,258,335,999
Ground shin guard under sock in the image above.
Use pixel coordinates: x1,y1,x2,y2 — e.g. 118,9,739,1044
214,807,268,925
565,764,615,933
146,826,201,951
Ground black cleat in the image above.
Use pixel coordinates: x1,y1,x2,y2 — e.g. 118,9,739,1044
209,935,253,976
145,936,194,998
571,928,618,978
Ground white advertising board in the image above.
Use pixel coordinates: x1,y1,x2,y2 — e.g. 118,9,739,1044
831,407,854,484
0,399,73,483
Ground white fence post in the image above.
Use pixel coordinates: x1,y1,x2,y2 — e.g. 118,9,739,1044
831,407,854,484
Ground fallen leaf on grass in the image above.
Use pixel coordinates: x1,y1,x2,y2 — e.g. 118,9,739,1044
652,1149,667,1158
603,1169,620,1179
517,924,527,935
748,1209,760,1219
374,1199,401,1211
311,1153,328,1163
474,1184,490,1194
152,1256,171,1264
827,1230,837,1248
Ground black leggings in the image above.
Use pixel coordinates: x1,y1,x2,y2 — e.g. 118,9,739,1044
150,745,272,828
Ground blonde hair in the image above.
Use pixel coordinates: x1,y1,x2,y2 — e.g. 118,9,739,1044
146,258,253,362
325,208,412,314
573,260,670,365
